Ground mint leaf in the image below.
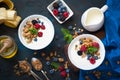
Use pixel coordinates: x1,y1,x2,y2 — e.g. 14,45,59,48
29,28,38,35
87,46,98,54
61,28,73,43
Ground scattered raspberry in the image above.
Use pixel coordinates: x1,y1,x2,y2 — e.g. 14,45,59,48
80,45,87,52
59,66,65,72
92,42,99,48
53,9,59,16
63,12,69,18
89,57,96,64
34,23,41,29
38,32,43,37
60,70,67,77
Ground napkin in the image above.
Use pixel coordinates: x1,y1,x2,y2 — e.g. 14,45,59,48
79,0,120,79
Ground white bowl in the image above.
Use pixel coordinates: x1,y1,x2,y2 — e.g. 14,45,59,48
18,14,55,50
47,0,74,24
68,34,105,70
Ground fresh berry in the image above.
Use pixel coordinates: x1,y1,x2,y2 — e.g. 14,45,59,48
40,24,46,30
53,9,59,16
46,61,50,65
38,32,43,37
79,40,83,44
59,66,65,72
66,69,70,73
34,23,41,29
92,42,99,48
93,56,98,60
60,71,67,77
32,20,38,25
89,57,96,64
80,45,87,52
58,7,63,13
63,12,69,18
77,50,82,56
58,1,63,6
68,25,73,30
49,69,54,74
87,54,92,60
53,2,59,9
59,15,66,21
53,57,58,61
34,38,37,42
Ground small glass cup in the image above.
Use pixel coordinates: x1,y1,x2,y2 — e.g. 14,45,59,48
0,35,17,58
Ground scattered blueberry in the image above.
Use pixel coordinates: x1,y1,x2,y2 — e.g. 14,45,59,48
67,77,71,80
77,50,82,56
53,57,58,61
32,20,38,25
58,7,63,13
68,26,73,30
66,69,70,73
77,30,81,34
46,61,50,65
49,69,54,74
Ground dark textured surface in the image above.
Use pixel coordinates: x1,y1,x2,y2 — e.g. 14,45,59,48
0,0,106,80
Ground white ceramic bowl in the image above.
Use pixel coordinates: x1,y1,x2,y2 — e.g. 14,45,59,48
47,0,74,24
18,14,55,50
68,34,105,70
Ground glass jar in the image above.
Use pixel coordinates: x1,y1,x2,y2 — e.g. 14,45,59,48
0,35,17,58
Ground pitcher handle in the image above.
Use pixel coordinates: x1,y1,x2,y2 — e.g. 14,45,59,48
100,5,108,13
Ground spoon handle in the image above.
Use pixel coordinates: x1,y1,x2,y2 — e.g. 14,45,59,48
41,70,49,80
30,70,43,80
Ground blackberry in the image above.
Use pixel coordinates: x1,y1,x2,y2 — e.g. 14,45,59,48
32,20,38,25
53,2,59,9
77,50,82,56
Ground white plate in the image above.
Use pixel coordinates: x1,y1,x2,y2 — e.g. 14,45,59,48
18,15,54,50
47,0,74,24
68,34,105,70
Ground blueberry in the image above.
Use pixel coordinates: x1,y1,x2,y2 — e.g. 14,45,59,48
66,69,70,73
87,54,92,60
58,1,63,6
46,61,50,65
32,20,38,25
67,77,71,80
79,40,83,44
49,69,54,74
94,56,98,60
59,15,66,21
34,38,37,42
77,50,82,56
68,26,73,30
77,30,81,34
53,57,58,61
58,7,62,13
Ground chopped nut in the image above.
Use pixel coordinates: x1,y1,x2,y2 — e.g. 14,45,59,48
34,52,37,55
50,52,54,57
46,56,50,61
41,52,46,57
58,58,64,62
107,72,112,77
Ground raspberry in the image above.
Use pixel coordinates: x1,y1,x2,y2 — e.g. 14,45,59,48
92,42,99,48
38,32,43,37
89,57,96,64
80,45,87,52
34,23,41,29
60,70,67,77
59,66,65,72
63,11,69,18
40,24,46,30
53,9,59,16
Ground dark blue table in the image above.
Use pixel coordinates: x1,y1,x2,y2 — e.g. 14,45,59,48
0,0,106,80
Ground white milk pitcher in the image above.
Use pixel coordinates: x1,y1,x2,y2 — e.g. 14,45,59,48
81,5,108,32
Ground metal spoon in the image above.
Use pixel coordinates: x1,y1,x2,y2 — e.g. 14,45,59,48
31,57,49,80
19,60,42,80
